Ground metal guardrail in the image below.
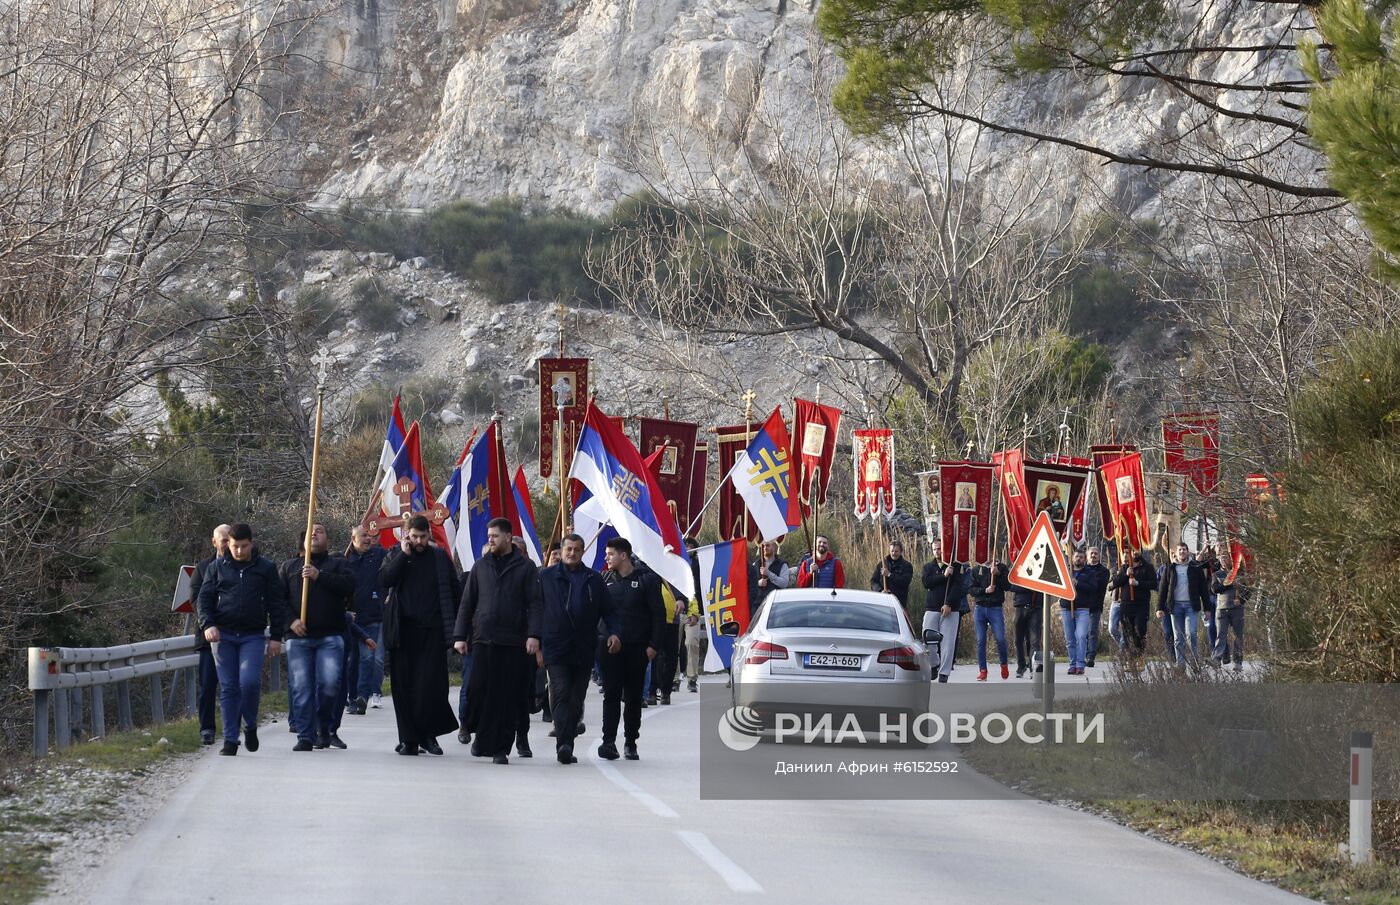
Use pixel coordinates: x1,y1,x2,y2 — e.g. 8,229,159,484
30,634,219,757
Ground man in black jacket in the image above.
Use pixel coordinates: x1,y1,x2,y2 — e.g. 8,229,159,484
1111,551,1158,658
921,542,966,682
1081,548,1111,667
453,518,541,765
870,540,915,610
189,523,230,745
967,561,1011,680
281,524,357,751
381,515,460,756
529,532,610,764
344,526,387,714
598,537,664,761
197,523,289,756
1156,543,1209,667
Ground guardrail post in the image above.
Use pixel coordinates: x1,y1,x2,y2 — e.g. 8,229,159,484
185,666,197,716
54,685,70,752
33,690,50,757
91,684,106,740
150,674,164,725
116,680,133,731
71,686,84,742
1350,730,1373,866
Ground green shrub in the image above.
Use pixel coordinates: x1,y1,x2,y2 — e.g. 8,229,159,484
350,277,403,332
458,375,498,415
293,286,341,336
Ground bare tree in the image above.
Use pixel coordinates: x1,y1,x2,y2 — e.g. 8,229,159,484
591,49,1100,456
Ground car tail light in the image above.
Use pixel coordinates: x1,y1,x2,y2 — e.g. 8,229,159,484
745,641,789,664
878,646,921,671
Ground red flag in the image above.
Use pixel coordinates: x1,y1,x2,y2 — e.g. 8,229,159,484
1046,454,1091,544
1090,444,1136,540
852,429,895,518
937,461,995,564
992,449,1034,554
639,417,700,530
788,398,841,525
1023,459,1092,544
538,357,590,478
716,423,759,542
688,443,708,536
1098,452,1152,551
1162,411,1221,496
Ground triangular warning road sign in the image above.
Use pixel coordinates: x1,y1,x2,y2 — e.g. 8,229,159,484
1009,511,1074,600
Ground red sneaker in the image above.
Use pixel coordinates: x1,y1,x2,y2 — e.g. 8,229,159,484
1000,664,1009,679
977,669,988,681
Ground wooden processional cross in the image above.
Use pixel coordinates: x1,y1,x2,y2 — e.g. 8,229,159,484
359,478,452,538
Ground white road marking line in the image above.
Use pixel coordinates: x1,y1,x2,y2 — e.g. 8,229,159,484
588,753,679,818
675,829,763,893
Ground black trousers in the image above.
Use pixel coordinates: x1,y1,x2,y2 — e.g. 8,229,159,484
197,646,218,733
465,643,529,757
655,623,679,697
1121,601,1150,654
546,662,590,752
1014,606,1041,671
600,642,649,744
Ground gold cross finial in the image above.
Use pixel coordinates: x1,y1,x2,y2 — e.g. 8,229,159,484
741,388,756,422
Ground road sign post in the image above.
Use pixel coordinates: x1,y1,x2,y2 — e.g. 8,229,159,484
1008,512,1075,721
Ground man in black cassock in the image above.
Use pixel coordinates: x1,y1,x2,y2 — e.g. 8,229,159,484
454,517,541,765
380,515,460,756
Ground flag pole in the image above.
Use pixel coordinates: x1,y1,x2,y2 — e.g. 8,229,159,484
741,388,756,547
300,348,334,626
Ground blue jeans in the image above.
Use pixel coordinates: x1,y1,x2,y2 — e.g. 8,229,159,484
1059,609,1093,670
1170,603,1199,665
1214,607,1244,664
214,633,266,746
287,635,344,743
973,606,1008,671
1107,602,1124,650
1086,610,1102,662
357,622,384,701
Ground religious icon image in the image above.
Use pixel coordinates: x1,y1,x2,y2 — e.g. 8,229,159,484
863,450,883,483
1180,432,1206,460
1004,471,1022,498
1034,481,1068,522
955,482,977,512
660,444,679,476
1115,475,1136,504
802,423,827,458
553,372,577,407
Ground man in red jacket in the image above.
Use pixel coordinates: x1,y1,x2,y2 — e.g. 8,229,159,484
795,535,846,589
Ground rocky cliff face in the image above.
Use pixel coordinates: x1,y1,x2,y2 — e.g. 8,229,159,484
302,0,1316,221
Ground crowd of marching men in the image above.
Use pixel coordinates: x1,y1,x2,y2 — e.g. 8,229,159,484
188,514,1248,763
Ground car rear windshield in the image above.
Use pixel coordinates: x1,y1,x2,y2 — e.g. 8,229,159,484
766,601,899,633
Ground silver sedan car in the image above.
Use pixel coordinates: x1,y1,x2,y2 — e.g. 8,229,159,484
729,588,933,726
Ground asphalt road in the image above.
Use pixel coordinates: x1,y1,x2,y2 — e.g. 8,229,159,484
75,677,1307,905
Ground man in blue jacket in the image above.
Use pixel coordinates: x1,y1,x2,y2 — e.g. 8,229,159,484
197,523,290,756
529,533,610,764
1065,550,1110,675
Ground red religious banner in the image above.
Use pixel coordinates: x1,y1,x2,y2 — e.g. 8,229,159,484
1022,459,1092,543
1090,444,1137,540
538,357,590,478
852,428,895,519
1098,451,1153,551
991,449,1034,554
640,417,700,530
716,424,758,542
788,398,842,524
937,461,995,565
1163,411,1222,495
1046,454,1092,545
688,443,709,535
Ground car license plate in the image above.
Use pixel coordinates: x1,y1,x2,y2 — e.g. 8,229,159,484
803,653,861,669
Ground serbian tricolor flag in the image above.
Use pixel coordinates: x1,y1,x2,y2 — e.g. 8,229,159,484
1098,451,1153,551
1162,411,1221,496
376,394,408,484
852,429,895,519
992,449,1034,554
696,539,753,670
368,421,448,549
444,421,511,570
787,398,841,525
511,467,543,565
569,402,692,594
726,407,800,543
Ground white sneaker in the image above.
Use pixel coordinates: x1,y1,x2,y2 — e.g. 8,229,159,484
370,693,382,709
